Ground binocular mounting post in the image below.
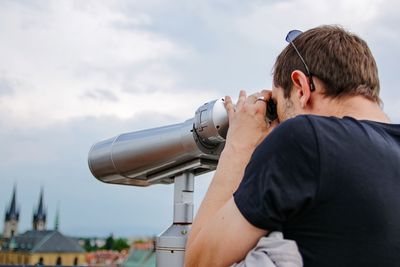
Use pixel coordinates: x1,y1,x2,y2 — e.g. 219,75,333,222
156,171,195,267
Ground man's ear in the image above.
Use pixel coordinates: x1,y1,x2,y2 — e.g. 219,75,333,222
291,70,312,109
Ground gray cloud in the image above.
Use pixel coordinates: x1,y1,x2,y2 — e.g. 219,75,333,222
83,89,119,102
0,79,14,96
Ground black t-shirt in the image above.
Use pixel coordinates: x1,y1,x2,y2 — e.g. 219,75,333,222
234,115,400,267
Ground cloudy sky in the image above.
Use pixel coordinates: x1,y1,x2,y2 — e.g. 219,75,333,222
0,0,399,238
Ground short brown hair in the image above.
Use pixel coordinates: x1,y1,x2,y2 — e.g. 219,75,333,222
273,25,380,103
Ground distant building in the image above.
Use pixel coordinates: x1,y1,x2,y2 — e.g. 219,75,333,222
0,230,85,265
3,185,20,238
33,188,47,231
0,186,86,266
86,250,128,266
123,239,156,267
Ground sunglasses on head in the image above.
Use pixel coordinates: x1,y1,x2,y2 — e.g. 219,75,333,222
285,30,315,91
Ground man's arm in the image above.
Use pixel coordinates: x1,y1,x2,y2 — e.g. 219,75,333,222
185,198,267,267
185,90,277,266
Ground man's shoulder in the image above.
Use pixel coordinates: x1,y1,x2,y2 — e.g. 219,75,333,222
257,115,319,156
260,115,344,155
268,115,317,141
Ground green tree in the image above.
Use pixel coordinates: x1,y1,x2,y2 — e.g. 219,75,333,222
113,238,130,251
83,239,92,252
82,238,99,252
103,234,114,250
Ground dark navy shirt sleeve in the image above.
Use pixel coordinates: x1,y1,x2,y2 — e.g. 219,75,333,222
233,115,320,231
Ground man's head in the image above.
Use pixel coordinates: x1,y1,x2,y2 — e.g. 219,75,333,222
272,25,380,121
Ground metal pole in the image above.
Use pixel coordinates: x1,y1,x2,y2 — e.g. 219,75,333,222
156,172,194,267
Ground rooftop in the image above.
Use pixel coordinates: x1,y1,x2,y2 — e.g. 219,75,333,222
3,230,84,253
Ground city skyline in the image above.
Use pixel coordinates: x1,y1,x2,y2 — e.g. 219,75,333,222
1,0,399,237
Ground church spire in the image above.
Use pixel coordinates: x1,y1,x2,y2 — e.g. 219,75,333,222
33,187,47,231
5,184,19,221
3,184,20,238
54,202,60,231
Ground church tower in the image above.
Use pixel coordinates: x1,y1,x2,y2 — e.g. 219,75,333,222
32,188,47,231
3,185,20,238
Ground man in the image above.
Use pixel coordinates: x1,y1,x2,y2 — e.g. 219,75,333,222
185,25,400,266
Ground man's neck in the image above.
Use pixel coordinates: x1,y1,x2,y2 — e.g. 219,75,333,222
312,95,390,123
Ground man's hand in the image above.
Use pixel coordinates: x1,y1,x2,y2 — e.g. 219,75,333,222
224,90,278,156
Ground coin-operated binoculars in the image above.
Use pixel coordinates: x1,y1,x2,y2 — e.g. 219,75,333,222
88,98,229,267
